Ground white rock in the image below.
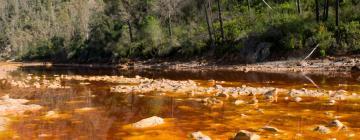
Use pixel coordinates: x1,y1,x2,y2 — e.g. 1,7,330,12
313,125,331,134
328,119,344,129
294,97,302,102
132,116,164,128
234,100,245,105
190,131,211,140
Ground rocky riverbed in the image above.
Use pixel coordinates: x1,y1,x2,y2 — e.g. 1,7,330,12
0,95,42,132
1,62,360,139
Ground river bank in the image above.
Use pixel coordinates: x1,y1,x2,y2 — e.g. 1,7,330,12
2,55,357,76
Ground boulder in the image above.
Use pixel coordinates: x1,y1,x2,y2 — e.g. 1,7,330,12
313,125,331,134
132,116,164,128
234,130,260,140
190,131,211,140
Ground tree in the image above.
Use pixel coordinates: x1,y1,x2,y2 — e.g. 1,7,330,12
217,0,225,41
335,0,340,26
296,0,301,14
315,0,320,22
204,0,214,44
323,0,329,21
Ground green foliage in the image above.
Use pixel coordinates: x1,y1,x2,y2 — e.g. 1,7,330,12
1,0,359,62
140,16,165,57
22,37,66,61
338,21,360,52
312,25,335,53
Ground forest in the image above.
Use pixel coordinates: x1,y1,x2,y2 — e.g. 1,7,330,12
0,0,359,63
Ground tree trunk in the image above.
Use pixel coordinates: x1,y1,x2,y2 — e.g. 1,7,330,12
217,0,225,41
247,0,251,12
168,0,173,39
204,0,214,43
296,0,301,14
168,13,172,39
315,0,320,22
335,0,340,43
127,20,133,42
335,0,340,26
323,0,329,21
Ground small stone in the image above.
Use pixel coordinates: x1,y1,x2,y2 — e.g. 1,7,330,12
327,100,336,105
328,120,344,129
234,130,260,140
132,116,164,128
240,114,247,117
249,98,258,104
284,97,289,101
262,126,280,132
190,131,211,140
234,100,245,105
217,92,229,98
313,125,331,134
45,111,59,119
297,61,308,67
294,97,302,102
256,109,264,114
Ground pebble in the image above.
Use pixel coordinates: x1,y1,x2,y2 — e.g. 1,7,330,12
313,125,331,134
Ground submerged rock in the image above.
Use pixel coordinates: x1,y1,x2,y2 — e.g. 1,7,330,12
190,131,211,140
313,125,331,134
234,130,260,140
262,126,280,132
0,117,9,131
0,95,42,132
201,97,223,106
132,116,164,128
45,111,60,119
